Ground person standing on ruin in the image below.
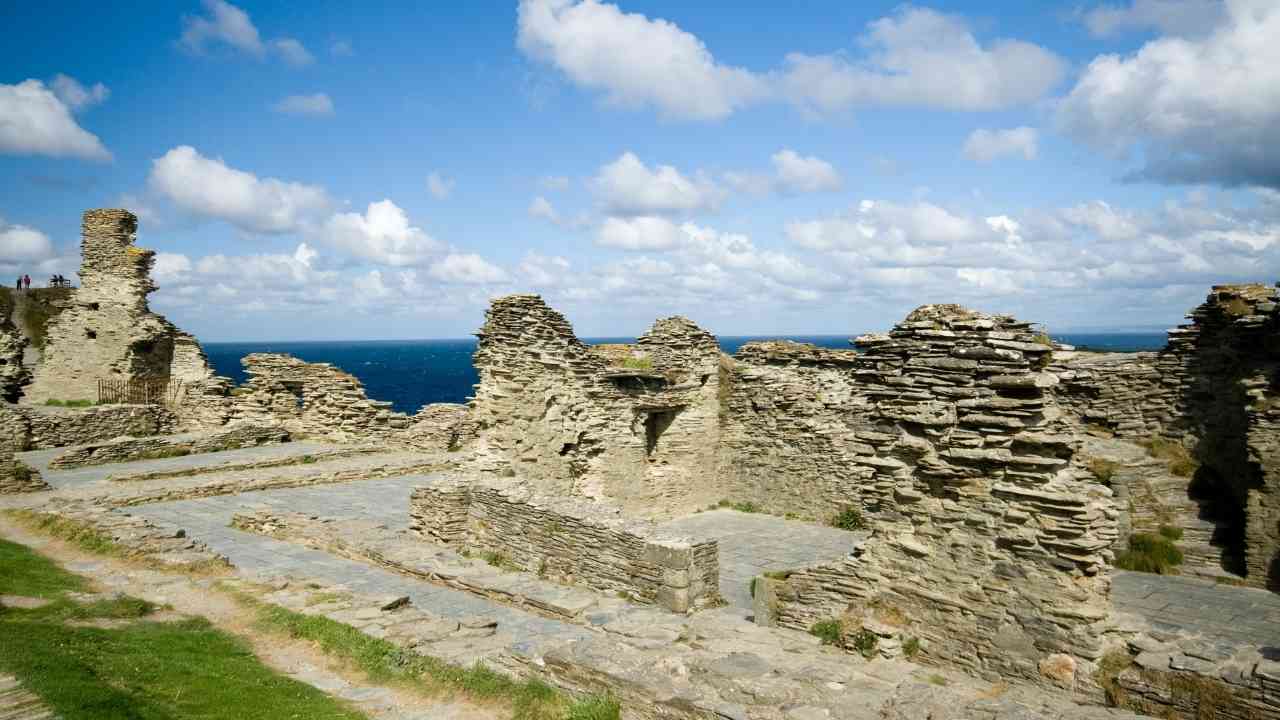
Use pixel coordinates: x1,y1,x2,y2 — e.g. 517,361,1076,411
14,277,20,292
23,274,30,291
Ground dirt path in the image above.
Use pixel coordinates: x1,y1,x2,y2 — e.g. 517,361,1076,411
0,518,500,720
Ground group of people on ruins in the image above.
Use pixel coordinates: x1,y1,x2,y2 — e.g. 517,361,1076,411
11,274,72,291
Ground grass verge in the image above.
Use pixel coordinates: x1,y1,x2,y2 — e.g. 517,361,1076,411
1114,531,1184,574
0,537,367,720
226,587,619,720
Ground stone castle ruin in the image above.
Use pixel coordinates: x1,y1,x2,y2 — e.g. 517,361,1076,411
6,207,1280,719
23,209,214,404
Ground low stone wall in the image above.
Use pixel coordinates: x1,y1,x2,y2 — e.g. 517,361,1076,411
1104,633,1280,720
49,424,289,469
410,480,720,613
0,403,175,450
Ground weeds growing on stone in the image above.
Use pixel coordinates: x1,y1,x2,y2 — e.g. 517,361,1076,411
231,589,618,720
1141,436,1198,478
4,509,230,575
902,636,921,658
809,619,844,648
851,629,879,659
1114,532,1184,574
828,506,865,531
928,674,948,686
716,499,761,513
1086,458,1120,483
620,356,653,371
138,446,193,460
749,577,758,598
1094,648,1135,706
1158,525,1184,541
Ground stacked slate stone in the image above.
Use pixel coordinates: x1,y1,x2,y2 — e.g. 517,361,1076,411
48,423,288,469
400,403,477,452
1175,284,1280,590
469,294,728,515
719,341,871,519
0,290,29,402
224,353,410,441
760,304,1118,690
26,210,212,404
409,478,721,613
733,340,859,368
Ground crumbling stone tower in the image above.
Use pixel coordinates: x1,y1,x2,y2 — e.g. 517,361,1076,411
25,209,209,404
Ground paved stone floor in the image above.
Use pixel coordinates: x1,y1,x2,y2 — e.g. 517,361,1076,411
659,509,865,608
18,440,344,489
132,480,591,665
1112,570,1280,652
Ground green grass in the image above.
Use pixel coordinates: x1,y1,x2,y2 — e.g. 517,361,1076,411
619,356,653,371
0,537,88,598
44,399,95,408
0,538,367,720
137,446,194,460
828,506,865,531
850,629,879,660
902,636,921,658
1114,532,1184,574
1158,525,1184,541
231,589,617,720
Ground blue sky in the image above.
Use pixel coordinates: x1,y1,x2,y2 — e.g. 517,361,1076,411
1,0,1277,340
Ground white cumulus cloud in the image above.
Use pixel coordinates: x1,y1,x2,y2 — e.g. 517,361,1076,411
592,152,724,215
321,200,444,266
428,253,510,284
148,145,331,234
1057,0,1280,188
0,218,56,263
271,93,334,116
596,216,684,250
0,80,111,160
1082,0,1224,37
772,149,842,193
962,127,1039,163
50,74,109,111
272,38,314,66
516,0,768,120
781,8,1067,114
180,0,265,56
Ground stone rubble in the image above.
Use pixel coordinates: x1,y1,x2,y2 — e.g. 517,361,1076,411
48,423,289,469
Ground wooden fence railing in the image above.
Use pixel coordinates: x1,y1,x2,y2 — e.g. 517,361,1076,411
97,378,185,407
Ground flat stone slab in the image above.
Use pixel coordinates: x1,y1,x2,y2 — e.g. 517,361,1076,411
18,439,348,490
1112,570,1280,652
657,509,865,608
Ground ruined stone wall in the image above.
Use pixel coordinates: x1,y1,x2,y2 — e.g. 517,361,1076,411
25,210,212,404
0,403,174,450
197,354,410,441
468,294,727,515
718,341,871,520
409,479,720,613
752,305,1117,689
0,290,30,401
399,403,476,452
0,446,48,494
47,423,287,469
1052,284,1280,590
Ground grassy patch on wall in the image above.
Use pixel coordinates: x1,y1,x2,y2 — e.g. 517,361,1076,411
828,506,865,531
1114,531,1184,574
1141,436,1198,478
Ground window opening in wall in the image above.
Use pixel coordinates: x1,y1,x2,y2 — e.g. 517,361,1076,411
643,408,680,457
280,380,305,409
86,329,96,339
87,302,99,310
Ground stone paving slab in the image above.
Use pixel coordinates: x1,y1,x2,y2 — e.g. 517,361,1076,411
658,509,865,608
130,492,591,666
18,440,347,489
1112,570,1280,651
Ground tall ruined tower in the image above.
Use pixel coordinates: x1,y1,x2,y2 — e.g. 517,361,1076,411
24,209,210,403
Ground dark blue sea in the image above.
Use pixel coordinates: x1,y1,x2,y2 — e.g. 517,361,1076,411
204,332,1167,415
